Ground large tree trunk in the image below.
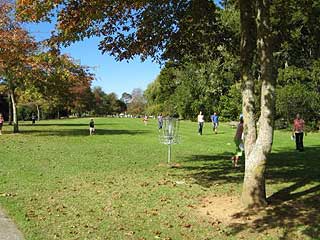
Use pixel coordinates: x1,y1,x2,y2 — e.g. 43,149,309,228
9,89,19,133
239,0,257,156
241,0,274,208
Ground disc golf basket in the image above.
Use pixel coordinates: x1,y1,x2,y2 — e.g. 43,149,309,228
159,117,180,164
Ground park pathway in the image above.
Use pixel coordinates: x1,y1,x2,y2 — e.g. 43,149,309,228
0,207,24,240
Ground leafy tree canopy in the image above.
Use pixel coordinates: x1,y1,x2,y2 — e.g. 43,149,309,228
17,0,229,63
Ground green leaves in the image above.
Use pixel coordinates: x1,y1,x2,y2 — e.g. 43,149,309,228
17,0,225,63
145,51,239,119
276,83,320,124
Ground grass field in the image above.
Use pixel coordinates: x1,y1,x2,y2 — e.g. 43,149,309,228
0,118,319,240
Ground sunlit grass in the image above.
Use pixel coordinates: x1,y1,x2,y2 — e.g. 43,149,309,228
0,118,319,239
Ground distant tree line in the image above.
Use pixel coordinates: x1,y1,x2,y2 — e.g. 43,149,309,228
0,83,148,123
143,1,320,129
0,1,149,133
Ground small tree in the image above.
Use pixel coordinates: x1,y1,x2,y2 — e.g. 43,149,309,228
0,1,38,132
127,88,146,116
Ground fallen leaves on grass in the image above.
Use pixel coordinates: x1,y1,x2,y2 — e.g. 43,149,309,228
124,231,135,236
0,192,17,197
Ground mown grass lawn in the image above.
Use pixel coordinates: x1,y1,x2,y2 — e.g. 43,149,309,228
0,118,319,240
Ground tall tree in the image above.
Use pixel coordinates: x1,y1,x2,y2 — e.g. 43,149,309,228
120,92,132,107
17,85,46,120
240,0,275,207
17,0,279,207
92,86,107,115
0,1,38,132
30,51,95,118
127,88,146,116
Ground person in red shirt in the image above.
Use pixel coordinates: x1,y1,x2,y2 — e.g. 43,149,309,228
292,114,305,151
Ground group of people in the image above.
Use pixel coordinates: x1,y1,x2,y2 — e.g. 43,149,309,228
197,111,306,167
198,111,244,167
197,111,219,136
1,111,306,160
88,114,164,135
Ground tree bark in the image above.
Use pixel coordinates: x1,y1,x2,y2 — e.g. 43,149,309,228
239,0,257,156
9,89,19,133
241,0,274,208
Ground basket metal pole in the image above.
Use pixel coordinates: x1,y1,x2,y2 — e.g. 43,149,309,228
159,117,179,164
168,143,171,164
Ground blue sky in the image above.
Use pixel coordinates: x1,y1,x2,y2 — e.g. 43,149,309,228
24,0,221,97
24,22,161,98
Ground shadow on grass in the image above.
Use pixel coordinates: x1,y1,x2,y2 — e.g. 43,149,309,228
266,146,320,183
178,146,320,186
179,146,320,239
20,128,150,136
227,179,320,239
20,123,113,127
176,152,243,187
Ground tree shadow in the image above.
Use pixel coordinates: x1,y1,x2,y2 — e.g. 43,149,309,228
266,146,320,183
227,179,320,239
20,129,150,136
177,146,320,187
175,152,243,187
202,131,226,135
179,146,320,239
20,123,113,127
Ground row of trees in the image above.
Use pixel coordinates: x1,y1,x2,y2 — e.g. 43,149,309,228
14,0,320,207
143,1,320,126
91,87,147,117
0,1,150,131
1,80,148,123
0,1,95,132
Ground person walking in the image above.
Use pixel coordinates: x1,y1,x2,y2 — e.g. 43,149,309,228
232,116,244,167
197,111,204,135
143,115,148,125
0,114,4,135
157,113,163,130
211,112,219,134
89,118,95,135
31,113,36,125
292,114,305,151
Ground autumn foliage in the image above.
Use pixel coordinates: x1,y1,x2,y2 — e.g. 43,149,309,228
0,1,96,130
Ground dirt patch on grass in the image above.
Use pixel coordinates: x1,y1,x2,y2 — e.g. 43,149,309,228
195,193,320,239
197,195,257,225
195,195,280,239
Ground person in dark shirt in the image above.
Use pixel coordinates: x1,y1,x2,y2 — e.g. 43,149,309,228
31,113,36,125
89,118,95,135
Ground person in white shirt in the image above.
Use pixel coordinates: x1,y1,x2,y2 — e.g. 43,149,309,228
197,111,204,135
